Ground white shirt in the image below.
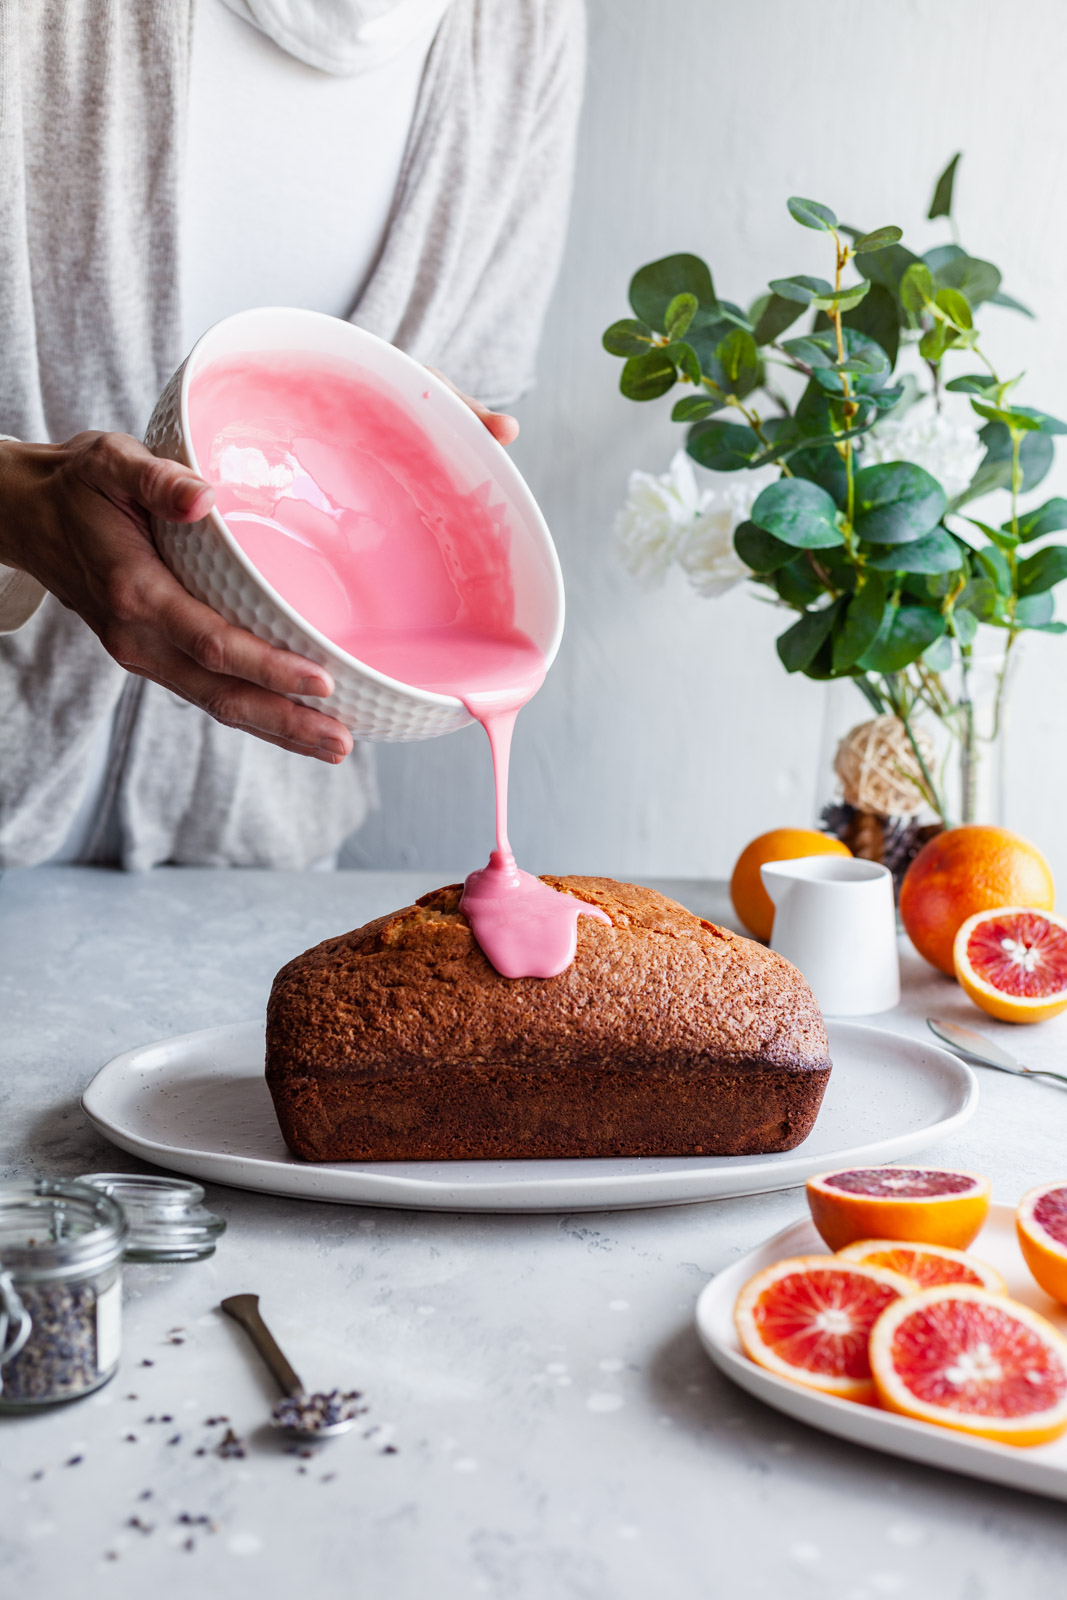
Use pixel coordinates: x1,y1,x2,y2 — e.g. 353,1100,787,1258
181,0,438,342
44,0,437,861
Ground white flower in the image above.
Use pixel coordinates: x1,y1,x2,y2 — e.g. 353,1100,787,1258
677,471,773,597
861,396,984,502
616,450,775,596
615,450,705,588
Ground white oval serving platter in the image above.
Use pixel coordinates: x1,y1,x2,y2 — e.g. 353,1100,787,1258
696,1203,1067,1502
80,1020,976,1213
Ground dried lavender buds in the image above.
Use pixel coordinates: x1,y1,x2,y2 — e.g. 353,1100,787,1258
0,1276,118,1405
270,1389,364,1434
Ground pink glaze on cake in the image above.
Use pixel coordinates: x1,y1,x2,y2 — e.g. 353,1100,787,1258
188,352,604,978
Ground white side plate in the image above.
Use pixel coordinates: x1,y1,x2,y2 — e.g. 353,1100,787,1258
696,1204,1067,1502
81,1020,976,1213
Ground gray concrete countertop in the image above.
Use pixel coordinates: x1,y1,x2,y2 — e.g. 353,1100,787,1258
3,866,1067,1599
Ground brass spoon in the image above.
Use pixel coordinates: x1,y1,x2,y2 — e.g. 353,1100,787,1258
220,1293,361,1441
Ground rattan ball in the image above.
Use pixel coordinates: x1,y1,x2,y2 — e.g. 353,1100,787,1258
834,715,936,818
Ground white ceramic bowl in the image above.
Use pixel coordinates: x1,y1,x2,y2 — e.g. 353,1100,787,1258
144,307,565,741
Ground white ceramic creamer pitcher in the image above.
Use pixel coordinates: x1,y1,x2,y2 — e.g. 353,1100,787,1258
759,856,900,1016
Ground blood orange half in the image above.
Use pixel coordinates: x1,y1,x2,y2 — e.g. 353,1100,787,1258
870,1286,1067,1446
1017,1183,1067,1304
954,907,1067,1023
807,1167,990,1252
836,1240,1006,1293
734,1255,910,1402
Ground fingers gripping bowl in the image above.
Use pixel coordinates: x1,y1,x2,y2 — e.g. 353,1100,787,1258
143,307,565,741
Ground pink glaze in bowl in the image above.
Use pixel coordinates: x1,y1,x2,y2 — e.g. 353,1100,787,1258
144,307,565,742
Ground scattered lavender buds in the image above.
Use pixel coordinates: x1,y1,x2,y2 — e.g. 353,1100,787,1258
1,1279,110,1403
216,1428,246,1460
270,1390,363,1435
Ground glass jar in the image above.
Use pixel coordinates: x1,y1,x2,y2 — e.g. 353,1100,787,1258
0,1180,128,1410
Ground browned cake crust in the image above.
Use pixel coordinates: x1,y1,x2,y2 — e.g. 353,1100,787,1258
265,877,832,1162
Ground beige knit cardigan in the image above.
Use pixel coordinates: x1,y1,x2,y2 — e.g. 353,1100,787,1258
0,0,584,868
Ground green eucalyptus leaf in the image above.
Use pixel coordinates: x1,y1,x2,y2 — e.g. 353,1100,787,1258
953,610,980,648
833,575,888,672
774,554,827,609
952,423,1056,508
664,340,701,384
664,292,698,342
1018,545,1067,595
1012,406,1067,436
855,243,923,298
602,318,655,357
852,462,947,544
670,393,720,423
1013,498,1067,541
810,282,871,314
840,282,900,366
928,153,961,220
859,603,947,672
787,197,838,233
945,374,997,395
769,275,834,305
957,575,998,622
923,244,967,274
619,349,676,401
734,520,795,573
934,254,1002,308
919,323,952,363
971,400,1042,431
777,600,844,673
852,226,903,253
1015,590,1056,627
629,254,716,333
900,262,935,312
964,517,1019,553
935,287,973,330
751,478,844,549
753,293,805,345
923,634,955,671
714,327,759,387
991,289,1035,318
865,528,965,574
685,420,760,472
973,544,1013,595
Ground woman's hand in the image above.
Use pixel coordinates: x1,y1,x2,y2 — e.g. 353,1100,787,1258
0,387,516,761
0,432,354,763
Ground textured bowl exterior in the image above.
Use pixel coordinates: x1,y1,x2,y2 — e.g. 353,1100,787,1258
145,357,477,742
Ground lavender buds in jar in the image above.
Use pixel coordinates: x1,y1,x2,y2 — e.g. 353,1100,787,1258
0,1180,127,1409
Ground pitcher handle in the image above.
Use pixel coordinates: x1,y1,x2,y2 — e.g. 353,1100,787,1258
0,1271,32,1387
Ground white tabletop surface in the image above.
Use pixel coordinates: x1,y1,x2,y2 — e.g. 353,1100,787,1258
3,865,1067,1599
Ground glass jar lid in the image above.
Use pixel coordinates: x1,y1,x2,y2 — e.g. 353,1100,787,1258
78,1174,226,1263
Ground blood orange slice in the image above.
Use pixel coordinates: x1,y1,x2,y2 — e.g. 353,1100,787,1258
869,1286,1067,1445
954,907,1067,1023
1017,1183,1067,1304
734,1255,910,1402
807,1167,990,1252
836,1239,1006,1293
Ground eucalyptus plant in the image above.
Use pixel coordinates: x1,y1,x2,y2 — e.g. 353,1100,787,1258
602,157,1067,824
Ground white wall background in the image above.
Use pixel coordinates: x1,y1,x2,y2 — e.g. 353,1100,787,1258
348,0,1067,887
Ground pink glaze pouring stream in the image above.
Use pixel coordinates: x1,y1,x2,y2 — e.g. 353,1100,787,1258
189,352,608,977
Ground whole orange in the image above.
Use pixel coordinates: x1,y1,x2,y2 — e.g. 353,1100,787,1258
899,825,1055,975
730,828,852,941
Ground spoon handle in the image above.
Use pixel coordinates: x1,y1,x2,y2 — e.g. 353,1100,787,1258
1029,1067,1067,1087
221,1293,305,1398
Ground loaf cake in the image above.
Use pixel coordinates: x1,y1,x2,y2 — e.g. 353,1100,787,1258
265,877,831,1161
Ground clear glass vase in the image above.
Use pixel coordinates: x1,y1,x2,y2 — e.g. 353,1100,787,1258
817,638,1019,884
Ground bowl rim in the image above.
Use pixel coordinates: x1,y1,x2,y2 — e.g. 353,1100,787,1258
176,306,566,713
